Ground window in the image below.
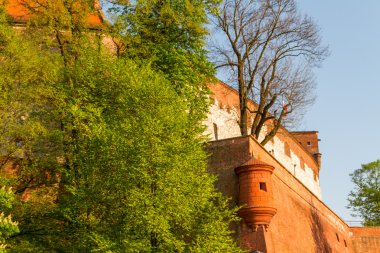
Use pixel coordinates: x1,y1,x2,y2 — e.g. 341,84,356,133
213,123,218,140
259,182,267,192
344,240,347,247
307,141,311,146
336,233,340,242
284,142,291,157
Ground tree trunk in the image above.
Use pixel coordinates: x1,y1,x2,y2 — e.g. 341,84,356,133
240,106,248,136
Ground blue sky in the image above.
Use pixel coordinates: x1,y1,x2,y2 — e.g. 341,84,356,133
296,1,380,222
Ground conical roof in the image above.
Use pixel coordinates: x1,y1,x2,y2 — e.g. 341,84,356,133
235,158,275,175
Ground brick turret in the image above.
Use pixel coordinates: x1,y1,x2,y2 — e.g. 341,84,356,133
235,159,277,231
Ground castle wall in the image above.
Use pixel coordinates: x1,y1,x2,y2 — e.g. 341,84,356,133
204,82,322,198
351,227,380,253
206,136,355,253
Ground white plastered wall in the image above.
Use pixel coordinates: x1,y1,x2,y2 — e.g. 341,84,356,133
203,100,241,141
204,101,322,199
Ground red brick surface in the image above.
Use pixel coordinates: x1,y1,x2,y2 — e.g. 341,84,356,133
206,136,380,252
291,131,320,155
351,227,380,253
235,161,276,229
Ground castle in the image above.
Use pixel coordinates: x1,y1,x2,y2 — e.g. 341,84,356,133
203,81,380,252
3,1,380,252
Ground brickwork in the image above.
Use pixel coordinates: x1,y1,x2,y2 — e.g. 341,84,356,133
351,227,380,253
235,160,277,230
206,136,376,253
291,131,320,155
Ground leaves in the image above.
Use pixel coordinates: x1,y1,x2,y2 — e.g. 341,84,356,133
0,3,241,251
348,160,380,226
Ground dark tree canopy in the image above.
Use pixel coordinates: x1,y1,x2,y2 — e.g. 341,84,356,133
212,0,328,144
348,160,380,226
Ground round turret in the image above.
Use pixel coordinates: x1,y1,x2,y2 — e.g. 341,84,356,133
235,159,277,231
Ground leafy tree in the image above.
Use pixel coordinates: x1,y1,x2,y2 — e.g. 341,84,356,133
0,5,63,252
107,0,220,124
0,184,19,252
51,50,241,252
0,2,242,252
348,160,380,226
212,0,328,144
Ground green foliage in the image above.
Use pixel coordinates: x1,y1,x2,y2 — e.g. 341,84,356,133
109,0,220,124
0,4,242,252
0,186,19,253
52,49,241,252
0,6,63,252
348,160,380,226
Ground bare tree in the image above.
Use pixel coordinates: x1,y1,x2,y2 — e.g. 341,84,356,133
211,0,328,145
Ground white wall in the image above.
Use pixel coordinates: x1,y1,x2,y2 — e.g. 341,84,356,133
204,100,322,199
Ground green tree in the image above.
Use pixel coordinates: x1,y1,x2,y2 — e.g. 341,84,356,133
108,0,220,124
348,160,380,226
0,5,63,252
52,50,241,252
0,184,19,252
0,2,242,252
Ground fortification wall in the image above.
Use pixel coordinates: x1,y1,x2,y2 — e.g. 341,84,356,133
351,227,380,253
206,136,354,253
204,82,322,198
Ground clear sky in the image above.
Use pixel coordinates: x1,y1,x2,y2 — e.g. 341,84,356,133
295,1,380,223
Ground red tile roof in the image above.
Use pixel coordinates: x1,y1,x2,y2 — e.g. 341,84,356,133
4,0,103,27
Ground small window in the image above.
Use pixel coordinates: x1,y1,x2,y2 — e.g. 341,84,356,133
213,123,218,140
307,141,311,146
336,233,340,242
259,182,267,192
344,240,347,247
284,142,291,157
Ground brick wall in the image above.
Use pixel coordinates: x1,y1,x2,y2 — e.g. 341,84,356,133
291,131,320,155
206,136,357,253
351,227,380,253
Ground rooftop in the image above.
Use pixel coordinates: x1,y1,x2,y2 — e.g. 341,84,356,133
4,0,103,27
